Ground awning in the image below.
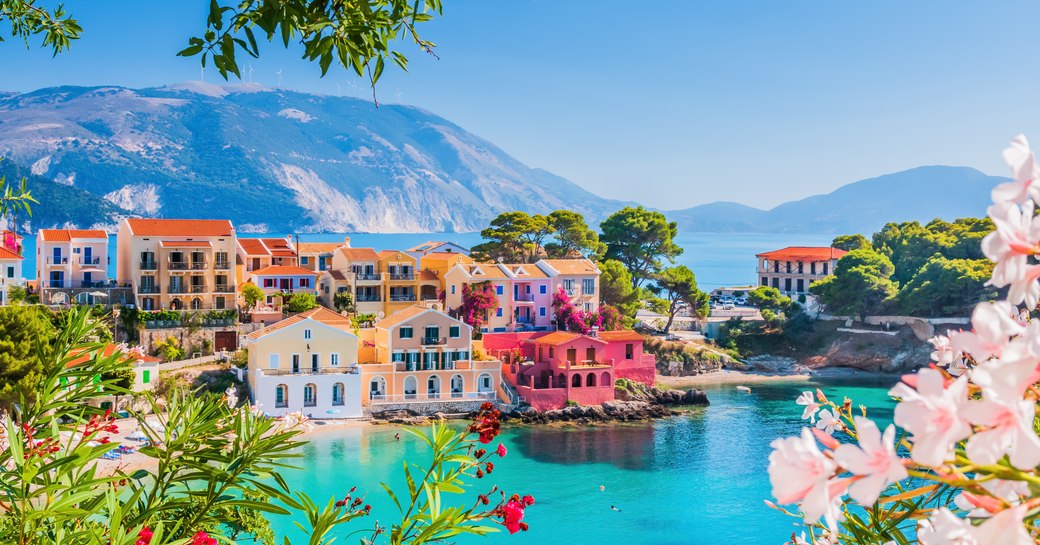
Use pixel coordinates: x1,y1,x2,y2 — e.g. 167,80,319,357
159,240,213,248
79,267,105,273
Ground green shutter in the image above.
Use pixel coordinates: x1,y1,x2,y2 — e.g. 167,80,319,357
450,326,460,338
142,370,151,384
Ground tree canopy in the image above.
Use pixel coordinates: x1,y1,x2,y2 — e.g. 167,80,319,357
895,256,997,317
544,210,606,260
651,265,708,333
831,234,872,252
600,206,683,288
810,249,897,320
286,292,318,313
598,259,639,318
471,211,552,263
0,305,56,409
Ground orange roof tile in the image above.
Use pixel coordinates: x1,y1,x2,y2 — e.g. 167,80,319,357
339,247,380,261
298,242,343,254
504,264,548,278
756,247,848,261
261,237,293,248
250,265,319,277
246,306,352,339
373,305,439,329
377,250,415,262
126,218,234,237
238,238,269,255
466,264,510,279
532,331,585,346
326,270,348,281
39,229,108,242
159,240,212,248
597,330,645,342
539,259,599,275
0,247,23,260
66,344,160,368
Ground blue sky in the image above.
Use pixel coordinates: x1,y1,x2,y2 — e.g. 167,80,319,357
1,1,1038,210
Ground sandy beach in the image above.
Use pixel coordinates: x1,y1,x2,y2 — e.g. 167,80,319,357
655,367,900,389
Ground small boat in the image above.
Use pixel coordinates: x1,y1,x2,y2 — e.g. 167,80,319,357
736,386,752,393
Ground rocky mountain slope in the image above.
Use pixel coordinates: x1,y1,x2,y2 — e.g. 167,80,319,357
0,83,628,233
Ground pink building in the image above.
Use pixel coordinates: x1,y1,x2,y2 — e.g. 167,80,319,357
483,329,655,410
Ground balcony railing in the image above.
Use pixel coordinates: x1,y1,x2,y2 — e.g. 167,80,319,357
139,285,160,294
356,295,381,302
168,261,189,270
46,257,69,265
262,367,360,377
354,273,381,281
389,294,416,302
189,285,206,293
564,287,577,296
389,272,415,281
422,336,446,345
214,284,234,293
77,257,102,265
167,285,187,294
140,261,158,270
190,262,207,270
370,392,495,404
514,294,535,302
214,261,231,270
394,361,460,372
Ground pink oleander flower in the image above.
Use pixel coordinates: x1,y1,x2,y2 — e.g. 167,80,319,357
970,334,1040,399
501,498,527,534
992,134,1040,205
971,505,1033,545
888,368,972,467
768,429,845,530
982,201,1040,288
191,532,218,545
796,391,820,422
135,527,153,545
961,387,1040,470
497,443,508,457
929,334,954,367
918,508,976,545
815,409,840,435
954,476,1029,518
832,417,908,506
1006,264,1040,308
947,301,1024,362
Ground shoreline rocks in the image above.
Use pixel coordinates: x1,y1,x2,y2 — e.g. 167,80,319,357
505,400,676,425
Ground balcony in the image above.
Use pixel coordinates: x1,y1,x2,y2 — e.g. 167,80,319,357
190,261,207,270
354,273,381,281
139,285,160,294
422,336,447,346
395,361,458,372
370,392,495,404
77,257,103,266
167,285,187,294
389,272,415,281
261,366,360,377
214,284,234,293
214,261,231,270
140,261,158,271
356,294,381,302
189,285,207,294
168,261,189,271
389,294,417,302
514,293,535,303
46,257,70,266
564,287,577,296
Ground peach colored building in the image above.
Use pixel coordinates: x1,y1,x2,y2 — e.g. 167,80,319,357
319,246,383,315
36,229,131,306
536,258,601,313
361,305,500,406
116,219,236,311
298,241,343,272
378,250,420,316
235,236,298,285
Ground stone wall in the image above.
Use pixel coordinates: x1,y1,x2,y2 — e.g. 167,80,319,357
369,400,491,416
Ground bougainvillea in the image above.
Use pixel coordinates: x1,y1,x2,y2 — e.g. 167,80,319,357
597,304,624,331
552,288,622,333
459,281,499,334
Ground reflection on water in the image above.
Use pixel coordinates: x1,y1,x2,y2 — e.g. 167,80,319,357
512,423,657,470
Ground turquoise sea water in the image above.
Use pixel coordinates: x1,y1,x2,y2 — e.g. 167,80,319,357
270,376,897,545
20,231,832,290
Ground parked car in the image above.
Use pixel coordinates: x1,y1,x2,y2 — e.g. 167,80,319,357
721,303,735,310
735,297,748,306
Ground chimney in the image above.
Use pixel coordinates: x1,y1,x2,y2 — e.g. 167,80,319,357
343,236,351,247
590,326,600,337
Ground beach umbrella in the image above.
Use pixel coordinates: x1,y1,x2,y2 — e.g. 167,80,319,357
88,291,108,298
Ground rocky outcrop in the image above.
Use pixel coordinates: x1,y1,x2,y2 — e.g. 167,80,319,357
800,326,933,373
614,379,709,406
506,401,674,425
371,409,439,426
645,337,734,377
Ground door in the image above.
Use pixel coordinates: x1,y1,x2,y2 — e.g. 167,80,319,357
83,247,93,265
311,354,319,372
83,272,92,287
292,355,300,374
52,246,62,264
586,347,596,363
214,331,237,352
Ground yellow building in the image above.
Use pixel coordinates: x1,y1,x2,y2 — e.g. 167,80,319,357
377,250,419,316
298,241,344,273
116,218,236,311
319,246,384,315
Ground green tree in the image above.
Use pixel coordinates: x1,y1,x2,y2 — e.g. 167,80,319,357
652,265,708,333
810,249,897,320
747,286,799,314
333,290,355,314
286,292,318,313
598,259,639,318
896,256,996,316
471,211,553,263
600,206,683,288
831,233,872,251
545,210,606,259
0,304,55,409
240,282,264,309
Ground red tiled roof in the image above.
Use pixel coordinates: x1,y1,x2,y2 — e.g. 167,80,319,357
597,330,645,342
238,238,269,255
298,242,342,254
66,344,160,368
250,265,318,277
0,247,23,260
377,250,415,262
756,247,848,261
247,306,352,339
39,229,108,242
339,247,380,261
539,259,599,275
159,240,212,248
373,305,437,329
504,264,548,278
531,331,608,346
126,218,234,237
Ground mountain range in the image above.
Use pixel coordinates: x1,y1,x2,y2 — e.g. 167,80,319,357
0,84,1004,236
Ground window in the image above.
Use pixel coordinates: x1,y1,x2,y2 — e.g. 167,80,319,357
761,276,768,286
269,354,280,369
786,261,792,273
539,285,547,294
496,307,503,317
263,278,275,288
798,262,804,274
304,329,312,340
275,385,288,407
142,370,151,384
332,383,344,405
449,325,460,338
300,278,310,288
301,256,309,265
823,262,829,275
625,343,634,359
400,326,413,339
304,384,317,407
425,326,439,340
5,266,12,278
526,285,531,294
495,284,504,295
539,307,547,317
392,352,405,362
451,285,456,295
810,262,816,274
330,353,340,366
582,279,595,294
548,346,555,359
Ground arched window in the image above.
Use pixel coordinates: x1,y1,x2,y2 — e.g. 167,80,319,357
478,373,494,394
170,298,183,310
304,383,317,407
332,383,344,406
275,384,288,408
451,374,464,398
571,374,582,388
427,375,441,399
404,376,417,399
369,376,386,400
601,371,611,388
190,297,202,310
556,373,566,388
586,372,596,387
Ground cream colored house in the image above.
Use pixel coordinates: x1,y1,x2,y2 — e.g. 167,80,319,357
443,263,514,332
116,219,236,311
361,305,499,406
298,241,344,273
319,246,384,315
243,307,362,418
536,259,601,313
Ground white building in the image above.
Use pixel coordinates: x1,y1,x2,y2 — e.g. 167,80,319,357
243,307,363,418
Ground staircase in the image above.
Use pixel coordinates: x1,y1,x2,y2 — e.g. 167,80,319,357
498,377,521,410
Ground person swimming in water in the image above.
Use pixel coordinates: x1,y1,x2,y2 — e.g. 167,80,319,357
394,432,400,441
610,505,621,512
